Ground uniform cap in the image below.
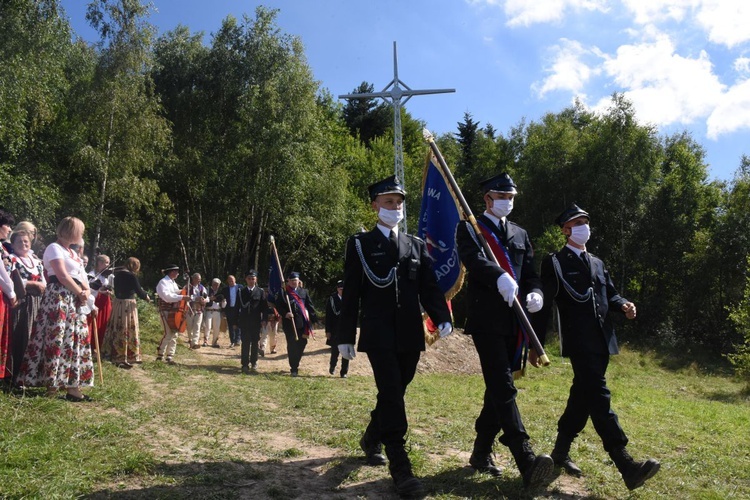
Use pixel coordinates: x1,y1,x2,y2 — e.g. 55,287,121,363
162,264,180,273
245,269,258,277
367,175,406,201
479,173,517,194
288,271,300,279
555,203,590,227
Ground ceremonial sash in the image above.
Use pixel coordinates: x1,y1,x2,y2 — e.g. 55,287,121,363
287,286,314,339
476,219,529,373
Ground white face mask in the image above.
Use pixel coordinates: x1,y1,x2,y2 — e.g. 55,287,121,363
569,224,591,246
378,207,404,227
491,199,513,219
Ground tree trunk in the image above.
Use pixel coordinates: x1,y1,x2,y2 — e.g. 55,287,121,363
91,109,115,260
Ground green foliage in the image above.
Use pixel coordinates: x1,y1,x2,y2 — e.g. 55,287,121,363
727,256,750,386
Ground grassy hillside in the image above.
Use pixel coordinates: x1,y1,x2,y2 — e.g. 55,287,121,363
1,303,748,499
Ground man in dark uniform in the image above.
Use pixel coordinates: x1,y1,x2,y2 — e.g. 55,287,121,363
325,280,348,378
275,271,317,377
339,175,452,498
238,270,267,374
221,275,241,348
455,172,554,488
535,203,660,490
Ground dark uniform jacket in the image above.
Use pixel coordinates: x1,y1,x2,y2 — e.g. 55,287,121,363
456,214,542,336
340,227,451,353
325,292,342,347
238,285,267,332
535,246,628,356
276,287,317,333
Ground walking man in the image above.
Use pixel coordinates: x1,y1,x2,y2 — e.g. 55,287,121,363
238,270,267,374
275,272,317,377
455,172,553,487
339,175,452,497
536,203,660,490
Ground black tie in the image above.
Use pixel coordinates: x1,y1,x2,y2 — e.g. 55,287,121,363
389,230,398,253
580,251,590,269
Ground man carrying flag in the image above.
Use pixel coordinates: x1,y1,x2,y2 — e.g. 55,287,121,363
455,172,553,488
275,271,317,377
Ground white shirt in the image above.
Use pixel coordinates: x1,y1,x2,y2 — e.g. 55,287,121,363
377,223,399,239
156,275,184,303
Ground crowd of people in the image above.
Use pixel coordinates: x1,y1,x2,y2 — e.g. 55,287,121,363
0,170,661,496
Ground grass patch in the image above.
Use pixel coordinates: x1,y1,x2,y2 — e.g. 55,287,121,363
1,305,748,498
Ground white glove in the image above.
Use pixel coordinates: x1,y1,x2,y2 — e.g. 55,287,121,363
338,344,356,360
526,292,543,313
496,273,518,307
438,322,453,338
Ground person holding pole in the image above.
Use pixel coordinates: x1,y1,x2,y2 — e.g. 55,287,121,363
455,172,554,488
338,175,452,498
274,271,317,377
535,203,659,490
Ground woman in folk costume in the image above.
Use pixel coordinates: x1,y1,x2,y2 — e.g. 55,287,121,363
105,257,150,368
8,229,46,387
88,254,113,353
0,209,17,382
19,216,94,402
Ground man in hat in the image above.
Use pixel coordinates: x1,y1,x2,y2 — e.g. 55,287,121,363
325,280,347,378
535,204,660,490
238,270,268,374
339,175,452,498
156,265,191,364
455,172,553,488
275,271,317,377
203,278,225,347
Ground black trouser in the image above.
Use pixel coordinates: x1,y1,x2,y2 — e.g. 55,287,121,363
225,308,241,344
283,325,307,372
240,320,261,368
364,350,420,449
471,333,529,447
329,345,349,375
559,352,628,452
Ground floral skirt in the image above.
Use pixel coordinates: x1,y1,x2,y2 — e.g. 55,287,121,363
103,297,140,364
18,282,93,389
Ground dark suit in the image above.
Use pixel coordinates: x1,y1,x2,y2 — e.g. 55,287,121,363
536,245,629,452
325,291,348,375
275,286,317,373
221,284,242,345
238,286,268,368
340,226,450,452
455,214,542,448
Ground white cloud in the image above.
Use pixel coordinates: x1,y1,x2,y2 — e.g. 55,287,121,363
597,36,725,125
695,0,750,48
622,0,750,48
735,57,750,76
466,0,607,26
706,78,750,138
534,39,601,97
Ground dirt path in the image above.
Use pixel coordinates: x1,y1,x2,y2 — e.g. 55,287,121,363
86,329,588,499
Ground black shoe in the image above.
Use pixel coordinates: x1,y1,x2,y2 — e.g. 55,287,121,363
64,393,92,403
241,366,250,375
259,349,264,357
622,459,660,490
341,373,347,378
114,362,133,370
392,471,424,498
329,367,335,375
156,355,163,361
359,435,387,466
551,451,582,477
522,454,554,487
211,344,220,348
469,451,502,477
290,370,298,377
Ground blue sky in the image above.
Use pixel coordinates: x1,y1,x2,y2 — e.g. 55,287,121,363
59,0,749,181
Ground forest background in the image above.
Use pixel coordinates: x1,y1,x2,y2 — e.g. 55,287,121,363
1,0,749,377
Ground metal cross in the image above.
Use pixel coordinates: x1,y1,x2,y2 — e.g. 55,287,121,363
339,41,455,232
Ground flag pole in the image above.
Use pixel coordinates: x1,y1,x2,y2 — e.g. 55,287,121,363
269,236,299,341
422,128,550,366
